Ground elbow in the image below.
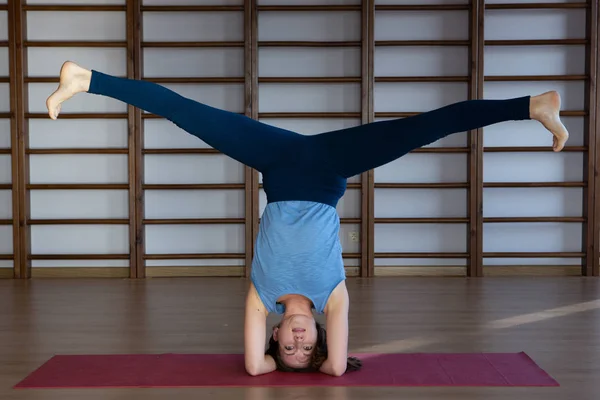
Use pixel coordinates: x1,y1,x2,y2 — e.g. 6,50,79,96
245,362,265,377
331,363,347,377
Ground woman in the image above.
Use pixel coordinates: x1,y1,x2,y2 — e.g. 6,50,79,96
46,61,568,377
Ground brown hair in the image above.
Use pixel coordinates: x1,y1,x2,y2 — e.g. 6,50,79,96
264,321,328,372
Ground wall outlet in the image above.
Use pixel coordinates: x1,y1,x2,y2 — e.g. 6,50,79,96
349,231,359,242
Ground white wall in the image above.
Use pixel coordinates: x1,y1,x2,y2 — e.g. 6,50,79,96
6,0,590,276
0,0,12,274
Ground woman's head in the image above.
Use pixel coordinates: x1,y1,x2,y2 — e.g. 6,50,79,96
265,315,328,372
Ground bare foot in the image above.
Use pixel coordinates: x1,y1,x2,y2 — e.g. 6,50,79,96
530,91,569,152
46,61,92,120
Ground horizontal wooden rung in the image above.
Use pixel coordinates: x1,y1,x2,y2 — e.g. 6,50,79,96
26,113,127,119
257,5,361,11
374,183,468,189
143,184,245,190
23,5,126,11
259,41,361,47
0,254,13,260
258,112,361,118
483,181,585,188
376,252,468,258
141,5,244,12
144,253,245,260
484,146,586,152
483,252,584,258
485,39,587,46
259,77,361,83
25,41,127,48
485,75,588,81
143,218,245,224
28,184,129,190
27,148,129,155
0,149,11,154
485,2,589,10
375,217,468,223
142,41,245,48
143,148,219,155
483,217,585,223
376,40,469,46
29,254,130,260
376,4,469,11
0,219,12,225
0,184,12,190
28,219,129,225
144,77,245,84
376,76,469,82
0,77,9,83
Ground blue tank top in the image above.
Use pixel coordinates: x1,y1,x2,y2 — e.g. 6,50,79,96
250,201,346,314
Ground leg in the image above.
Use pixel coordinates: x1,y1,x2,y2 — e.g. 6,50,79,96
46,62,302,172
310,93,568,178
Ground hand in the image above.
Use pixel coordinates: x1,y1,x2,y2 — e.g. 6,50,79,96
346,356,362,372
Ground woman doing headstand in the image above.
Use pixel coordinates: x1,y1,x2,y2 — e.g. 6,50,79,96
46,61,569,377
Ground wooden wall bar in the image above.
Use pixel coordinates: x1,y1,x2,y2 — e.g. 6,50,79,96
3,0,599,278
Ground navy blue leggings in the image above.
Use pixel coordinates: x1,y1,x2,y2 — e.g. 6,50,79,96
88,70,531,205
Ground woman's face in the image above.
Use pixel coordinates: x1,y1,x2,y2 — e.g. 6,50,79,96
273,314,318,369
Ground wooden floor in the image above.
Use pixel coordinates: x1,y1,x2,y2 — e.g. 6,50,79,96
1,276,599,400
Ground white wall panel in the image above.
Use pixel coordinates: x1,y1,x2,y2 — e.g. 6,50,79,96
258,12,361,42
257,118,362,136
143,48,244,78
29,154,128,184
144,83,244,114
0,154,11,183
145,225,244,254
142,12,244,42
146,259,244,266
483,187,582,218
375,258,466,266
259,48,361,77
376,0,468,4
483,81,585,110
259,83,361,113
26,11,126,41
0,226,13,254
144,119,211,149
259,0,359,4
336,189,360,219
0,47,8,77
374,82,468,112
374,154,467,183
30,225,129,254
483,117,584,148
0,83,10,113
28,83,127,113
29,119,128,149
374,223,467,253
144,190,245,219
0,11,7,42
0,190,11,219
484,9,586,40
374,11,468,41
375,46,469,77
143,0,242,4
27,0,125,3
483,152,583,183
32,260,129,267
27,48,127,77
30,190,129,219
484,45,585,76
0,119,10,148
144,154,244,184
375,189,467,218
483,222,582,253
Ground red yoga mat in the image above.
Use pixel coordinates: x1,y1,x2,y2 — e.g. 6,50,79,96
14,352,558,388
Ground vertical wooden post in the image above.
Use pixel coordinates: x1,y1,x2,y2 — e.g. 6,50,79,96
360,0,375,277
8,0,30,279
127,0,144,278
467,0,484,277
245,0,259,277
584,0,599,276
